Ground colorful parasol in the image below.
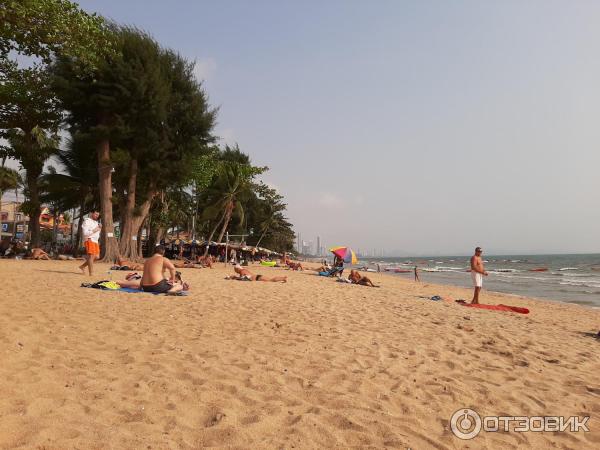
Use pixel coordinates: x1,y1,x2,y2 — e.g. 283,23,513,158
329,246,358,264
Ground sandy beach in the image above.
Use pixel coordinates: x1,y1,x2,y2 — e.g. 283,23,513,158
0,259,598,449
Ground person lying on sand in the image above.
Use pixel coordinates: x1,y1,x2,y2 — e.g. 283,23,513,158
225,265,287,282
113,257,144,271
172,259,195,269
172,255,213,269
27,248,50,260
118,245,184,293
349,269,378,287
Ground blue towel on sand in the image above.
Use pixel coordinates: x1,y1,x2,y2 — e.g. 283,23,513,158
118,288,188,296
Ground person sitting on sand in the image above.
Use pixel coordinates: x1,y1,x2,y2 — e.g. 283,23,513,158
225,264,287,282
118,245,184,293
349,269,378,287
196,254,214,268
27,247,50,260
286,260,304,271
313,262,331,272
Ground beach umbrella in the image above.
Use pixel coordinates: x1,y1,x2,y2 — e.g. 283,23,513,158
329,246,358,264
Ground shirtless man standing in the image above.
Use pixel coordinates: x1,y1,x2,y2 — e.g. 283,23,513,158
119,245,182,293
470,246,488,304
226,264,287,282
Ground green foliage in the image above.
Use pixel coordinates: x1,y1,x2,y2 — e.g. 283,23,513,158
0,166,19,191
0,0,113,66
40,132,98,212
3,126,59,172
0,62,62,142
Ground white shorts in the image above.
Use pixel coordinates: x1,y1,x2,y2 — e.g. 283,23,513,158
471,271,483,288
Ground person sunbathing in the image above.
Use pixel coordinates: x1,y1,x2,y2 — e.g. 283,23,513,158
349,269,378,287
28,248,50,260
225,265,287,282
173,258,194,268
114,257,144,271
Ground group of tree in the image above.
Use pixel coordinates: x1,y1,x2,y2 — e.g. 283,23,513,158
0,0,294,260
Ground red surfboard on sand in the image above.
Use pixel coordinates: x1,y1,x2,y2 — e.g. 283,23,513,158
462,303,529,314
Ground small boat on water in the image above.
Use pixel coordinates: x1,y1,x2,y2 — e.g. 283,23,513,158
529,268,548,272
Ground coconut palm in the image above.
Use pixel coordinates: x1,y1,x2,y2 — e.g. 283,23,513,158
40,133,98,254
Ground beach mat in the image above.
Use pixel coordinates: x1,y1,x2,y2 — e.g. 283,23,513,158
117,287,188,296
459,302,529,314
81,283,188,296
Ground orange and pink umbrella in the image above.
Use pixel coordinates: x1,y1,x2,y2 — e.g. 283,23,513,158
329,246,358,264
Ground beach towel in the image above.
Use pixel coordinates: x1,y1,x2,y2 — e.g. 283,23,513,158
458,302,529,314
336,278,352,283
81,283,188,296
117,287,188,296
81,280,120,290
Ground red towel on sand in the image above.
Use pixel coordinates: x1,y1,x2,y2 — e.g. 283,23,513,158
462,303,529,314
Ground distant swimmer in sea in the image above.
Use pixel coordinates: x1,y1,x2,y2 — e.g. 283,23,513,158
225,264,287,282
349,269,378,287
470,246,488,304
414,265,420,282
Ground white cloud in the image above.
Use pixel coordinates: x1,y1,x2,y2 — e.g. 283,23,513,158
193,57,217,82
318,193,345,208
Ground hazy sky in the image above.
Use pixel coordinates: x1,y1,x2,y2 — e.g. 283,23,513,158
14,1,600,255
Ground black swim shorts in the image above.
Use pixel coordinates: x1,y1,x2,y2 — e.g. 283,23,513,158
141,279,172,293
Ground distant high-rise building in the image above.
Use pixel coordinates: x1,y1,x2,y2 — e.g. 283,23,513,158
316,236,320,256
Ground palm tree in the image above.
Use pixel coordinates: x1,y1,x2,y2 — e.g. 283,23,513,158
206,162,253,245
40,133,98,255
4,126,59,246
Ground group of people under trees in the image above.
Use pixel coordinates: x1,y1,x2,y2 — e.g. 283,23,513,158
10,209,380,291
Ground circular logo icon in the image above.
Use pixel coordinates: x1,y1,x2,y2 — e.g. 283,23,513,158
450,408,482,440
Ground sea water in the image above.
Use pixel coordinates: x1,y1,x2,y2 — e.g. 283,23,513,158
358,254,600,308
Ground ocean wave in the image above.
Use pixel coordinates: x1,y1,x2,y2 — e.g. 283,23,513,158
558,267,579,271
559,280,600,288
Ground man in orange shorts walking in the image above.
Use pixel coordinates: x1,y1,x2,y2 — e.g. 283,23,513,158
79,210,101,276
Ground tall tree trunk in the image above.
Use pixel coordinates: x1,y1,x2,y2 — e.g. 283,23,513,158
136,217,145,257
74,197,86,257
203,210,226,256
26,169,42,247
118,158,138,259
149,226,165,251
216,202,234,243
123,193,154,260
254,226,269,248
96,137,119,262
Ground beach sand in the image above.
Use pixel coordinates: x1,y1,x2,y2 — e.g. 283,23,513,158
0,259,598,449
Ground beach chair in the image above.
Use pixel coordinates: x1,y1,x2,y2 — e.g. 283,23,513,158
318,266,344,277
